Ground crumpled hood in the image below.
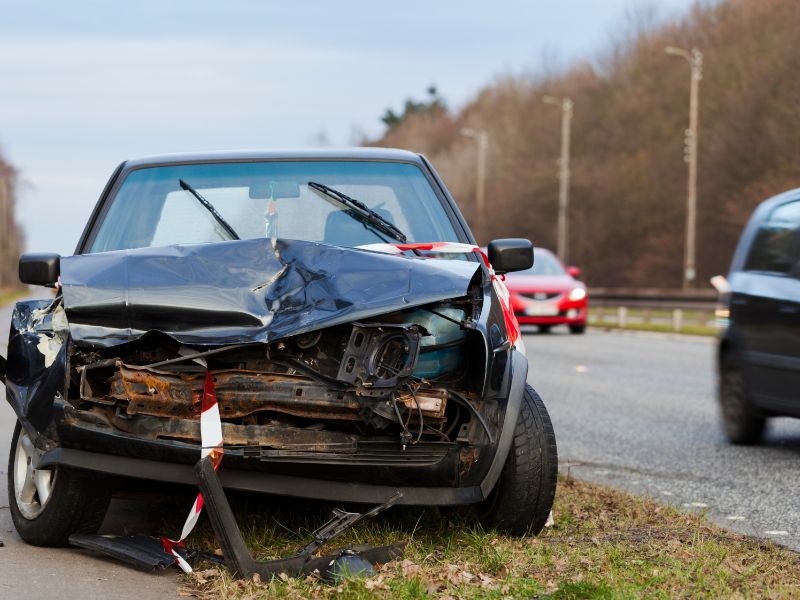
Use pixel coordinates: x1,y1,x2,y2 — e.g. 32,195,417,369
60,238,480,348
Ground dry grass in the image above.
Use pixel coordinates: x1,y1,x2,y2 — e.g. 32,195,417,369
180,476,800,599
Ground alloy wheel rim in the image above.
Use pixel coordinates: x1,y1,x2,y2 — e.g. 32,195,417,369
13,429,56,519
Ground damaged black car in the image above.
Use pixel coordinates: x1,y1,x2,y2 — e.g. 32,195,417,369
4,148,557,547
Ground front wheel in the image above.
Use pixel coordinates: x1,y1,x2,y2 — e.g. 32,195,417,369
569,324,586,334
8,422,111,546
463,385,558,535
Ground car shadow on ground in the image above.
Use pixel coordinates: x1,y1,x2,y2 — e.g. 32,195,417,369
99,481,434,545
759,429,800,454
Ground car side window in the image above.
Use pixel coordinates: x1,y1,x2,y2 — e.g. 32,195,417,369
745,200,800,275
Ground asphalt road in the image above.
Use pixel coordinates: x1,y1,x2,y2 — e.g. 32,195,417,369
525,326,800,551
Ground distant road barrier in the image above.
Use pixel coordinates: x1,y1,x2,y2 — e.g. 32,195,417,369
587,288,720,333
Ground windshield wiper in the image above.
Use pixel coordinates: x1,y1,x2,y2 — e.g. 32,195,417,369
179,179,240,241
308,181,407,244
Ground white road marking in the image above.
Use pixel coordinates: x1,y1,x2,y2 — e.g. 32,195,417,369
764,530,789,536
726,516,745,521
682,502,709,508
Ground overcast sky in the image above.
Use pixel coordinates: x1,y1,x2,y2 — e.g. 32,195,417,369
0,1,697,255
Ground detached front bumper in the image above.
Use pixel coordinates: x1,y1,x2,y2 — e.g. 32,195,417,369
40,351,529,506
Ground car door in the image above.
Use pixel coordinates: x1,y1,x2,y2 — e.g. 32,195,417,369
733,199,800,412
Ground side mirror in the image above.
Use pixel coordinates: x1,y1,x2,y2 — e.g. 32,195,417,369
567,266,582,278
487,238,533,274
19,253,61,287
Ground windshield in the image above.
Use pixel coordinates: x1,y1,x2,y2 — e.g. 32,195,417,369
88,161,459,253
511,251,565,276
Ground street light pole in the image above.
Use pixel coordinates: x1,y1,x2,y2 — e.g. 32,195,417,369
460,128,489,242
543,96,573,265
666,46,703,289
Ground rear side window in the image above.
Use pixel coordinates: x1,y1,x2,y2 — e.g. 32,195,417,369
745,200,800,274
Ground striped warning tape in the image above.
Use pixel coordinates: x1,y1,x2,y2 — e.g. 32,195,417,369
162,369,224,573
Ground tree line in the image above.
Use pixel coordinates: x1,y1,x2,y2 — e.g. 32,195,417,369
370,0,800,288
0,154,23,288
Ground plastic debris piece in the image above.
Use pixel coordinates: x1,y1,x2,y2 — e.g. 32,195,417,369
70,534,189,571
326,552,376,583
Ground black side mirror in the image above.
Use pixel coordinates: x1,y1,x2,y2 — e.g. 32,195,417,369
487,238,533,274
19,253,61,287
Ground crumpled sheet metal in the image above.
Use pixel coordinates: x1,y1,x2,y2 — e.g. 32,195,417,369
60,238,479,348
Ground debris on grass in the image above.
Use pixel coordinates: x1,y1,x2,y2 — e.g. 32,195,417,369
183,477,800,598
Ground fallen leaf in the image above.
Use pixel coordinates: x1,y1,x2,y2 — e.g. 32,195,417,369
401,559,421,577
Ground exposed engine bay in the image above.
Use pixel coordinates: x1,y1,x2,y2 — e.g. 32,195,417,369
70,299,492,458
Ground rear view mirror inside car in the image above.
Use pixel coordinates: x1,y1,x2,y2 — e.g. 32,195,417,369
249,181,301,199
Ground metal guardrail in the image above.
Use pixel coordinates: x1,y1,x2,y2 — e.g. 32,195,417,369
586,288,721,333
588,287,718,311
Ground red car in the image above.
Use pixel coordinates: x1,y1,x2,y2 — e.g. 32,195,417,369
504,248,588,334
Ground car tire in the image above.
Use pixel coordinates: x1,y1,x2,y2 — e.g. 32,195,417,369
8,421,111,546
569,324,586,334
719,363,765,445
538,325,552,334
462,385,558,535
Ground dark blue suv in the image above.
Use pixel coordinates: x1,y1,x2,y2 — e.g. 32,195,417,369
718,189,800,444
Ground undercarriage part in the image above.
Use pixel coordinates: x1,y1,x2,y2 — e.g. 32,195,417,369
66,406,453,467
78,360,451,432
69,534,222,572
195,455,406,579
99,408,360,451
92,363,363,421
449,391,495,445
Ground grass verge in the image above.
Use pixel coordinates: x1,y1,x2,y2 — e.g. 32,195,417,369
182,476,799,599
590,322,718,337
589,307,718,336
0,287,29,307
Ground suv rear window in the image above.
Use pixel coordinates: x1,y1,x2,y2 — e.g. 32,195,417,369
745,200,800,275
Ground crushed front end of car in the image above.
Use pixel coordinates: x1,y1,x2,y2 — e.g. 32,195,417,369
6,238,535,515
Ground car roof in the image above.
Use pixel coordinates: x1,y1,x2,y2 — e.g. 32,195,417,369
123,147,424,168
728,187,800,274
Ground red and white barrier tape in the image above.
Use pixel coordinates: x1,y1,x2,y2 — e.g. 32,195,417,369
162,369,224,573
